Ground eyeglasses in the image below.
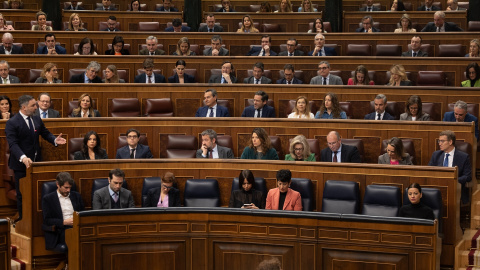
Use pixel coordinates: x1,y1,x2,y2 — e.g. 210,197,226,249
438,140,448,144
162,184,173,189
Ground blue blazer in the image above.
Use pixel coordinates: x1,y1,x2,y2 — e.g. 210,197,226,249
276,78,303,84
115,144,153,159
195,105,230,117
443,112,479,139
168,73,195,83
364,112,395,120
36,45,66,55
241,105,276,118
246,47,277,56
134,73,166,83
164,26,191,32
308,47,337,56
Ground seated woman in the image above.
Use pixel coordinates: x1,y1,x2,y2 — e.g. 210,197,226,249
348,65,374,85
240,128,279,160
35,62,62,83
105,36,130,55
168,60,196,83
266,169,302,211
307,18,326,33
65,13,87,31
394,14,415,33
461,62,480,87
32,11,52,31
399,183,434,220
389,0,406,11
274,0,292,12
257,2,272,13
71,93,101,117
75,37,97,55
466,39,479,58
387,64,412,86
0,95,12,119
229,170,265,209
103,65,125,83
288,96,314,119
7,0,21,9
400,95,430,121
172,37,196,56
73,131,108,160
298,0,317,12
285,135,315,161
0,14,14,30
144,172,181,207
315,92,347,119
378,137,413,165
237,15,259,33
128,0,141,11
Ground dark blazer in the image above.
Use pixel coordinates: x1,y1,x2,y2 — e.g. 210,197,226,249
359,6,380,11
92,186,135,210
42,190,84,250
203,47,229,56
417,5,440,11
198,24,224,32
168,73,196,83
387,80,413,86
73,149,108,160
102,28,120,32
308,47,337,56
69,73,103,83
355,27,381,32
2,75,20,83
164,26,191,32
401,50,428,57
278,50,304,56
243,76,272,84
104,49,130,55
195,105,230,117
0,45,24,54
144,187,181,207
139,48,165,55
6,113,57,171
378,153,413,165
208,74,237,84
320,144,362,163
134,73,166,83
196,145,234,158
246,46,278,56
216,7,236,12
34,108,60,118
276,77,303,84
65,5,85,10
71,109,101,118
95,6,117,10
36,45,66,55
241,105,276,118
229,189,265,209
421,22,463,32
364,111,395,120
35,78,62,84
115,144,153,159
443,112,479,139
155,6,179,11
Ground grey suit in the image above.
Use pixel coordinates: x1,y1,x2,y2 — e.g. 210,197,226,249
310,75,343,85
34,108,60,118
378,153,413,165
1,75,20,84
401,50,428,57
196,145,234,159
92,186,135,210
243,76,272,84
203,47,229,56
399,112,430,121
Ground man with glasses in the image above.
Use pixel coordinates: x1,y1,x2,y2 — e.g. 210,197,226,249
320,131,362,163
308,34,336,56
0,33,24,54
364,94,395,120
203,35,229,56
34,93,60,118
277,64,302,84
134,58,166,83
92,168,135,210
115,128,153,159
208,61,237,84
196,129,234,159
355,15,380,32
443,100,478,140
103,16,119,32
36,33,66,55
69,61,103,83
310,61,343,85
279,38,304,56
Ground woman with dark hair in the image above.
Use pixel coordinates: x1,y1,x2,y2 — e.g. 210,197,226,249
274,0,292,12
265,169,302,211
0,95,12,119
240,128,279,160
7,0,21,9
71,93,101,117
168,59,196,83
32,11,52,31
75,37,97,55
105,36,130,55
389,0,406,11
144,172,181,207
348,65,374,85
237,15,259,33
172,37,195,56
399,183,434,220
229,170,265,209
103,65,125,83
257,2,272,12
394,14,415,33
378,137,413,165
65,13,87,31
285,135,315,161
73,131,108,160
128,0,141,11
315,92,347,119
400,95,430,121
307,18,326,33
35,63,62,83
461,62,480,87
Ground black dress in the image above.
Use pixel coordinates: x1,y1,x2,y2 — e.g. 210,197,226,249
228,188,265,209
399,202,434,220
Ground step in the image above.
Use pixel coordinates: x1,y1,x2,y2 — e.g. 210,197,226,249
11,258,26,270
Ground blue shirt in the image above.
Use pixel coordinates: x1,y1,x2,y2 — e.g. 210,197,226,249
315,110,347,119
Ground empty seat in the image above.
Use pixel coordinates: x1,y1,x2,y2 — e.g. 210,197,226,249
68,137,83,160
269,135,282,159
375,44,402,56
166,135,197,158
322,180,360,214
438,44,463,57
249,4,260,12
68,69,85,82
339,102,353,119
341,139,364,163
381,139,416,164
362,185,401,217
98,21,121,31
231,177,267,200
403,187,442,232
28,69,42,83
261,23,281,32
216,135,233,151
468,21,480,31
109,98,140,117
184,179,220,207
416,71,446,86
142,177,162,207
138,22,159,31
143,98,174,117
307,139,320,161
290,178,313,211
422,102,441,121
347,44,371,56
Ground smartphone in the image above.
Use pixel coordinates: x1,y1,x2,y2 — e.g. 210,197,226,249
243,203,253,207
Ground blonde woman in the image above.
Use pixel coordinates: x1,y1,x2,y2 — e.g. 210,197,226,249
466,39,480,57
288,96,314,118
172,37,195,56
387,64,412,86
298,0,317,12
237,15,259,33
0,14,14,30
35,63,62,83
65,13,87,31
285,135,315,161
71,93,101,117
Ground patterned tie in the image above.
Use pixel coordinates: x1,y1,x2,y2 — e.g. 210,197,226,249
255,79,259,84
148,76,152,83
113,192,118,202
323,77,327,85
42,111,47,119
209,150,213,158
256,109,261,118
27,116,34,134
376,114,381,120
333,151,338,162
443,153,449,167
209,107,214,117
130,148,135,158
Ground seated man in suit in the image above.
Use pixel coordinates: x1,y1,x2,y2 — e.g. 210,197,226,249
246,35,277,56
360,0,380,11
277,64,302,84
36,33,66,55
446,0,466,11
164,18,191,32
69,61,103,83
139,36,165,56
402,36,428,57
204,35,229,56
355,15,380,32
208,61,237,84
134,58,166,83
0,60,20,83
244,62,272,84
34,93,60,118
65,0,85,10
320,131,362,163
92,168,135,210
279,38,304,56
241,90,276,118
421,11,463,32
443,100,479,140
364,94,395,120
217,0,235,12
310,61,343,85
156,0,179,11
308,34,337,56
0,33,24,54
103,16,120,32
42,172,84,253
195,88,230,117
196,129,234,158
417,0,440,11
198,14,223,32
115,128,153,159
95,0,117,11
428,130,471,203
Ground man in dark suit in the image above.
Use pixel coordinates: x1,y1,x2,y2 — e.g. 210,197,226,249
276,64,303,84
417,0,440,11
278,38,304,56
443,100,479,140
246,35,277,56
164,18,191,32
446,0,466,11
0,33,24,54
92,168,135,210
95,0,117,10
421,11,463,32
42,172,84,253
102,16,120,32
355,15,381,32
217,0,235,12
69,61,103,83
139,36,165,56
196,129,234,158
36,33,66,55
401,35,428,57
428,130,471,203
115,128,153,159
195,89,230,117
134,58,166,83
208,61,237,84
198,14,223,32
364,94,395,120
65,0,85,10
0,60,20,84
308,34,337,56
359,0,380,11
243,62,272,84
320,131,362,163
34,93,60,119
156,0,179,11
241,90,276,118
203,35,229,56
6,95,66,222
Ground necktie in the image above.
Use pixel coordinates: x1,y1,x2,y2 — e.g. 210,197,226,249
333,151,338,162
148,76,152,83
443,153,449,167
413,52,417,57
368,7,371,11
437,27,440,32
209,29,213,32
209,107,214,117
42,111,47,119
287,81,290,84
255,79,259,84
289,53,292,56
150,52,154,56
209,150,213,158
113,192,118,202
376,114,381,120
3,78,6,84
130,148,135,158
426,8,430,11
323,77,327,85
87,79,92,83
27,116,34,134
256,109,261,118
